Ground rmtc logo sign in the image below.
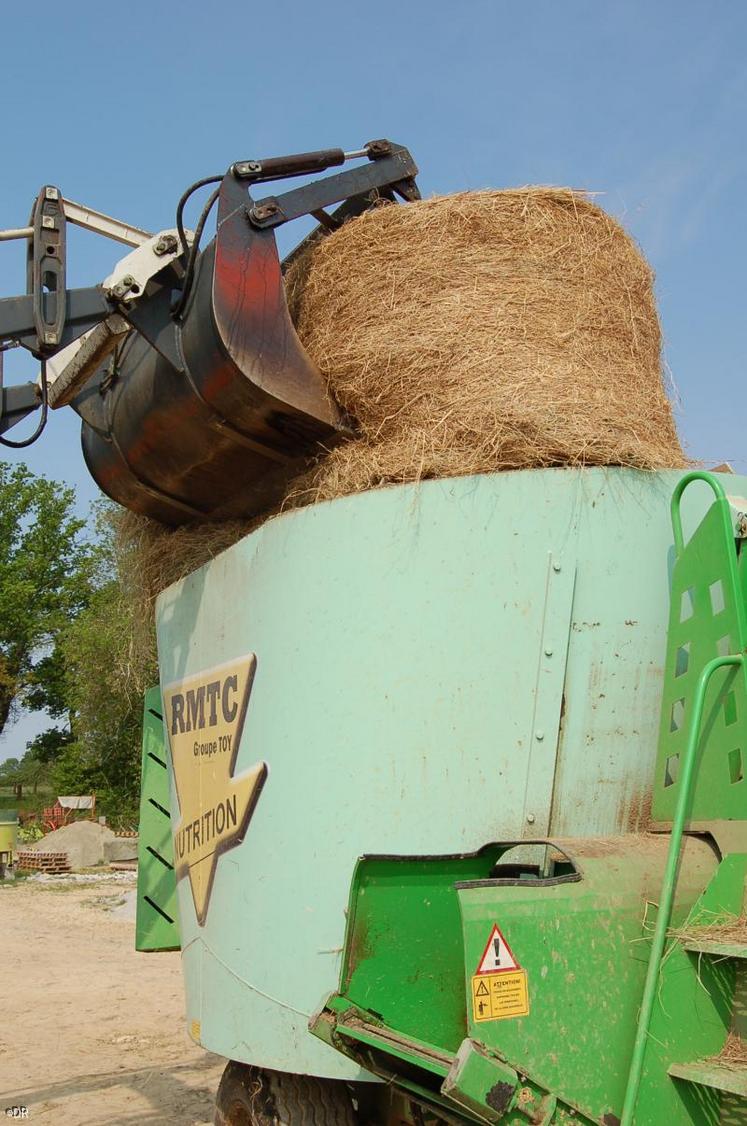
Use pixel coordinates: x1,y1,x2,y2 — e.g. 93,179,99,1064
163,655,267,925
170,673,241,755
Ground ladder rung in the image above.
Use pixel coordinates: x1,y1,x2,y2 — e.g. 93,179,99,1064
682,938,747,959
669,1060,747,1097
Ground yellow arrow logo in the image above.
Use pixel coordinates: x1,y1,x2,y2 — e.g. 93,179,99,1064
163,654,267,925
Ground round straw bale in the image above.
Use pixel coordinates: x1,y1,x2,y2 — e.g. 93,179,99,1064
286,188,685,502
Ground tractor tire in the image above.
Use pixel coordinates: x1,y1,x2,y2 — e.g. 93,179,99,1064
214,1061,358,1126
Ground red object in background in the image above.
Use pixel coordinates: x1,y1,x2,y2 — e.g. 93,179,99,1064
41,795,96,832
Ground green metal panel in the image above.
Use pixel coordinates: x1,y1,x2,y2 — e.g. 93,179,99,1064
521,554,576,837
311,836,716,1123
682,937,747,958
457,837,717,1123
667,1060,747,1099
442,1041,558,1125
634,853,747,1125
153,467,747,1076
339,849,505,1055
653,477,747,822
135,687,180,952
620,475,747,1123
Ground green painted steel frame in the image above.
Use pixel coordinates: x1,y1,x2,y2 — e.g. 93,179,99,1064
135,687,180,952
625,472,747,1123
338,847,505,1054
313,835,718,1124
652,471,747,824
638,853,747,1125
622,655,744,1122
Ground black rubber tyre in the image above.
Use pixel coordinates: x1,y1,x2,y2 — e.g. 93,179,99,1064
214,1061,358,1126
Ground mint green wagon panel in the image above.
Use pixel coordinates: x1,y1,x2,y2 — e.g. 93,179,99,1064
154,467,746,1078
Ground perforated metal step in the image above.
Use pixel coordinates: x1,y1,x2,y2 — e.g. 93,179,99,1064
682,938,747,960
668,1059,747,1098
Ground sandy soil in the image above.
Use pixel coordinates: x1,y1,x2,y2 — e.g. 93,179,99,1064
0,875,225,1125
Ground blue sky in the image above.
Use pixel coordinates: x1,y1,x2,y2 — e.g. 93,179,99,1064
1,0,745,757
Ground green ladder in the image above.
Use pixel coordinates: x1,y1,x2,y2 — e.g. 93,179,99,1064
623,472,747,1124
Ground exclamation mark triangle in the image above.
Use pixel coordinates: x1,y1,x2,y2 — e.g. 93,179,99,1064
476,923,519,974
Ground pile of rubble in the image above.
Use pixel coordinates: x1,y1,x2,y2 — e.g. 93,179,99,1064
19,821,138,871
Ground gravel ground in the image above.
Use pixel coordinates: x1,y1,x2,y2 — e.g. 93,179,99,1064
0,875,225,1125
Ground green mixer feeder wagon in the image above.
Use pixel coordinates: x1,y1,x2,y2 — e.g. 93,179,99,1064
137,467,747,1125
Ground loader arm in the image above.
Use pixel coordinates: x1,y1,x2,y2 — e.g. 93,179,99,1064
0,140,420,523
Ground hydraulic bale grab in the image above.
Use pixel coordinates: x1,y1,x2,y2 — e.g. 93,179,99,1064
0,141,419,522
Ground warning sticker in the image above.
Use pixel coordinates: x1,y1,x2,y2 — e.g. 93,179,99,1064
471,970,529,1022
475,923,520,975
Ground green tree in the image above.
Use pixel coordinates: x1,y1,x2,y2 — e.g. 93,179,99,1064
15,749,51,795
0,462,94,734
57,504,157,821
25,725,73,764
0,732,71,805
0,755,22,797
22,727,73,794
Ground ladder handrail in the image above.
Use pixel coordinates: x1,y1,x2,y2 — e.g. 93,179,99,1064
620,652,744,1124
671,471,727,558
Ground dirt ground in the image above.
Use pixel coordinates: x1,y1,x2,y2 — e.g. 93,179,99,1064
0,875,225,1125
